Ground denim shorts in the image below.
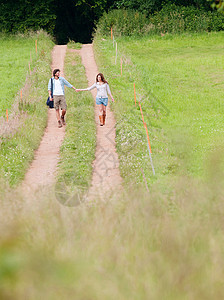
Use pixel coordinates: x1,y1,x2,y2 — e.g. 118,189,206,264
96,97,108,106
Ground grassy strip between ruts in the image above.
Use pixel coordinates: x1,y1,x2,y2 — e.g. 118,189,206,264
0,31,54,186
93,32,224,188
56,43,96,197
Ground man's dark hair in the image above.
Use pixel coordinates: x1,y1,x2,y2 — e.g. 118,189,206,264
53,69,60,77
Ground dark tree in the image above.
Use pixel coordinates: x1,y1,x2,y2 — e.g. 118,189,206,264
0,0,218,43
0,0,56,33
0,0,115,43
54,0,110,44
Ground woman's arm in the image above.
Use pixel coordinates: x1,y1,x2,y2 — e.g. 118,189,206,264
107,84,114,102
76,88,88,92
76,83,96,92
110,94,115,102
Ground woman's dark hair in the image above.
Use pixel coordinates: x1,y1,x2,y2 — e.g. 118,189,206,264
96,73,108,84
53,69,60,77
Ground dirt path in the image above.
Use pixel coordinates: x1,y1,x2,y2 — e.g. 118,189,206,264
22,45,67,190
23,43,122,200
80,44,122,201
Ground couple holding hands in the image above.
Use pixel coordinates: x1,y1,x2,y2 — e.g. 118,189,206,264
48,69,114,128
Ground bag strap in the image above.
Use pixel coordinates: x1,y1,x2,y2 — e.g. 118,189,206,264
51,78,53,98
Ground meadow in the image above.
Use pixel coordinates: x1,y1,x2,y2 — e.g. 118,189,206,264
0,31,54,185
0,33,43,116
94,31,224,186
0,31,224,299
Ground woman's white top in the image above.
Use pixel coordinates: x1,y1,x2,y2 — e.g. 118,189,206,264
86,82,111,98
53,78,64,95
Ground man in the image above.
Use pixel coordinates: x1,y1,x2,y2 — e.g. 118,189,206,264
48,69,76,128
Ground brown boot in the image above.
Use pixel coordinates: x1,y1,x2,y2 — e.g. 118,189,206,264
103,112,106,125
61,115,66,125
58,120,62,128
99,115,104,126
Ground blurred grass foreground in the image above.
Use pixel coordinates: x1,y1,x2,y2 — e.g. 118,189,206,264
0,152,224,300
1,30,224,300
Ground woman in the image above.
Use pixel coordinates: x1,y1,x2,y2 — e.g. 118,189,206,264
76,73,114,126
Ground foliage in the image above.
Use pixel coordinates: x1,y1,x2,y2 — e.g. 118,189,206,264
54,0,106,44
209,0,224,11
0,0,114,43
0,0,222,43
96,9,150,36
113,0,162,14
96,5,224,37
113,0,211,13
0,0,56,34
150,3,224,34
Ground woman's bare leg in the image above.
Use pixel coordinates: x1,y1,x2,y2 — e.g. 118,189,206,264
102,105,106,125
98,104,104,126
99,104,104,116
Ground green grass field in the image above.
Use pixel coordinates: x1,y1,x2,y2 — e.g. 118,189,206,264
0,32,47,116
94,32,224,186
0,31,54,185
1,31,224,299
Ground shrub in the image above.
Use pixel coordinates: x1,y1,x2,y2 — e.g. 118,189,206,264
150,4,224,33
96,5,224,37
208,10,224,30
96,9,150,37
150,4,202,33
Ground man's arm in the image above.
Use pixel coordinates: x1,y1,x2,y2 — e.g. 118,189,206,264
48,90,53,100
48,78,53,100
61,77,74,89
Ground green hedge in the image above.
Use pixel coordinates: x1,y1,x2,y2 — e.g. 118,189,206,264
0,0,56,34
151,4,224,34
96,5,224,36
96,9,150,36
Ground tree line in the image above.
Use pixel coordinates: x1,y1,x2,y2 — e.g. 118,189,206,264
0,0,221,43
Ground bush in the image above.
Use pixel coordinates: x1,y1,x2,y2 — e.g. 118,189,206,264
0,0,56,35
150,4,208,33
150,4,224,34
208,10,224,30
96,5,224,37
96,9,150,36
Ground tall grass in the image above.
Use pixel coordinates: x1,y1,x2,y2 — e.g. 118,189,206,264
0,31,54,186
93,32,224,187
0,165,224,298
0,30,224,300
